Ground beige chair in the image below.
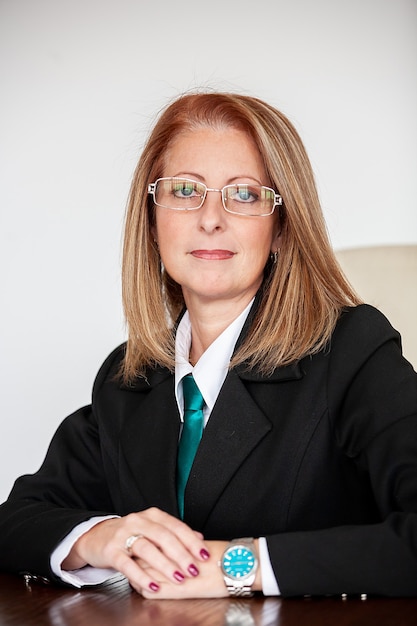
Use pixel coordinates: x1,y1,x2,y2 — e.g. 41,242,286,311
335,245,417,369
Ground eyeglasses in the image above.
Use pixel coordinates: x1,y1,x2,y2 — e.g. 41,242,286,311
148,177,282,217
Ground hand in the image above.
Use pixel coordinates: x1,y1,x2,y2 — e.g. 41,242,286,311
140,539,263,599
139,540,228,599
62,507,210,594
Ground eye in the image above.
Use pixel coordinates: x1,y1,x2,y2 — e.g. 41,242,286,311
172,180,202,199
228,185,259,203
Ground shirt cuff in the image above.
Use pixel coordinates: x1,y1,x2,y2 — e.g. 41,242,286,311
258,537,281,596
50,516,120,587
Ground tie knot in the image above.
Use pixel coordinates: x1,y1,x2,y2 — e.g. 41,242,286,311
182,375,205,412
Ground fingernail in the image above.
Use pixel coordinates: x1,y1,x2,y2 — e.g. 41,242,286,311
200,548,210,560
149,582,160,592
188,564,199,577
173,571,185,582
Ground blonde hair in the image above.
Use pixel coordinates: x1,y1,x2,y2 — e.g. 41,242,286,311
121,92,361,382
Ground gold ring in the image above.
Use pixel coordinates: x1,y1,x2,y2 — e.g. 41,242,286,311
125,534,144,553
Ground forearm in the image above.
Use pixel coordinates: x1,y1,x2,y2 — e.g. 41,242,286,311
267,516,417,597
0,498,111,580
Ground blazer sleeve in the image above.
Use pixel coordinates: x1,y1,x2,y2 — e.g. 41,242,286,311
0,347,125,582
266,305,417,597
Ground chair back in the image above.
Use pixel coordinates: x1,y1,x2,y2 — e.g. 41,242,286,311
335,245,417,368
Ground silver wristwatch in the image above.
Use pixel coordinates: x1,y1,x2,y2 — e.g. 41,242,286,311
220,538,258,597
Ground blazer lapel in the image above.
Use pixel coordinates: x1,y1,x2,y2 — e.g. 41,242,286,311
184,369,273,529
119,369,181,516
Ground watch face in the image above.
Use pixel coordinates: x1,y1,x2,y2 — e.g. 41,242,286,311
222,545,256,580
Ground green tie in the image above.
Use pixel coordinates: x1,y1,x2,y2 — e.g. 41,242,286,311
177,374,204,519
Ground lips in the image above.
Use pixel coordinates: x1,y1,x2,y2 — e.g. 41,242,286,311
190,250,235,260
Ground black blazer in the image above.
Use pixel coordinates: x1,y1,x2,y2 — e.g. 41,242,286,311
1,304,416,596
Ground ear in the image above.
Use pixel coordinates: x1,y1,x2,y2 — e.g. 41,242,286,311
270,228,283,255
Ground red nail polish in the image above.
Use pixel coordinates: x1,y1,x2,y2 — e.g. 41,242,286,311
174,571,185,582
149,582,160,592
200,548,210,560
188,564,199,577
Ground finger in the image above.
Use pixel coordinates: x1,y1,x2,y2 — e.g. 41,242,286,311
131,508,210,564
126,527,201,581
127,533,200,583
111,551,163,595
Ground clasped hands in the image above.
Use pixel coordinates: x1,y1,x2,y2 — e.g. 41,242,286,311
62,507,236,598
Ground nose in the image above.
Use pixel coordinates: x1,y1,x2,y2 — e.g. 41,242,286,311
197,189,225,232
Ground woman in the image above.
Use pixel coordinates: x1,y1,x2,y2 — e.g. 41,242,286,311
0,92,416,598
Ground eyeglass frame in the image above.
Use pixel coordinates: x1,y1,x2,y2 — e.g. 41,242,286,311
147,177,283,217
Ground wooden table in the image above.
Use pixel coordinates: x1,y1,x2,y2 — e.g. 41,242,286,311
0,573,416,626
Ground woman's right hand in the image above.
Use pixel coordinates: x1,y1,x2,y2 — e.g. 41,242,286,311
61,507,210,594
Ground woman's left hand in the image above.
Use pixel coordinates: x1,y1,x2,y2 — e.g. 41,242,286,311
139,539,262,599
139,540,229,598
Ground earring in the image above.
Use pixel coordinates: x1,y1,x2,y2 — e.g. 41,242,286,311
271,249,279,264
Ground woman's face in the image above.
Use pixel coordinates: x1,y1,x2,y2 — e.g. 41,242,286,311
153,127,281,311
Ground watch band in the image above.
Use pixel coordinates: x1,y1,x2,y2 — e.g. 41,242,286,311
225,582,255,598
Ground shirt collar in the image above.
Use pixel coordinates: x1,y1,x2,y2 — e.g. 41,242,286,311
175,300,254,420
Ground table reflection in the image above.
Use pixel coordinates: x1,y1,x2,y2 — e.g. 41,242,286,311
2,573,415,626
45,581,280,626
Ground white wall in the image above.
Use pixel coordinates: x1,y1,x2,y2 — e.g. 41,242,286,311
1,0,416,502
